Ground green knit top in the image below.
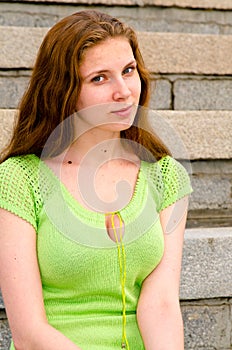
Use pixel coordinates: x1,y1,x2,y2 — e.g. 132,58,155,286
0,154,192,350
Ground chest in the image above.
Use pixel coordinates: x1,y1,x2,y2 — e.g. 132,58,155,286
52,160,140,214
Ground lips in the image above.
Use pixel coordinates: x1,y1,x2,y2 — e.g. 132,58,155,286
111,104,133,117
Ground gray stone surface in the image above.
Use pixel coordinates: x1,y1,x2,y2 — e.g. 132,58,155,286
0,292,4,310
2,3,232,34
0,319,11,350
8,0,232,9
189,176,232,211
174,79,232,110
180,227,232,300
147,0,232,9
181,300,231,349
150,79,172,109
0,76,29,109
0,26,48,69
1,26,232,75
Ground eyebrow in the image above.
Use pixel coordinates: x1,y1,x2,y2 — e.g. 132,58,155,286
83,59,137,80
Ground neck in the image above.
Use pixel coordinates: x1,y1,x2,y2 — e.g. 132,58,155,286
63,128,131,166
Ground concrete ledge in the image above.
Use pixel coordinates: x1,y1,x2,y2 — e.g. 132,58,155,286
180,227,232,300
9,0,232,9
1,26,232,74
1,109,232,160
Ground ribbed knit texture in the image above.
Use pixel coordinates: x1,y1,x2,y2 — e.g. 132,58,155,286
0,154,192,350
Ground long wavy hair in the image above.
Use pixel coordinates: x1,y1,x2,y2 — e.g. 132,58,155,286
1,10,170,162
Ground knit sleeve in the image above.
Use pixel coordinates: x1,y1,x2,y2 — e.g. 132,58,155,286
157,156,193,212
0,156,39,230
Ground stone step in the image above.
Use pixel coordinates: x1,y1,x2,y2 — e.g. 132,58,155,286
2,2,232,35
1,109,231,160
8,0,232,10
1,26,232,75
180,226,232,300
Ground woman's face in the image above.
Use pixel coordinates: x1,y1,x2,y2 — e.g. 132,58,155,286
76,37,141,132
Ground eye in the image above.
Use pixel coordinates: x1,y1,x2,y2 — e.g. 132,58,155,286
123,66,136,75
91,75,104,83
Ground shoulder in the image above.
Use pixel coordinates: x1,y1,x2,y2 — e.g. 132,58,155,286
141,155,193,212
0,155,42,229
0,154,40,179
141,155,189,180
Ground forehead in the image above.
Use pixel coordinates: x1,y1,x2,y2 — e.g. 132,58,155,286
80,37,134,69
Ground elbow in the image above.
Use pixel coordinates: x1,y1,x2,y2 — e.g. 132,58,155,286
12,331,37,350
13,337,31,350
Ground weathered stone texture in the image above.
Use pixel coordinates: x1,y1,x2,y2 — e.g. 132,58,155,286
0,109,17,152
152,111,232,160
148,0,232,9
139,33,232,74
2,3,232,34
150,79,172,109
189,176,232,211
174,79,232,110
2,27,232,75
8,0,232,9
0,318,11,350
180,227,232,300
0,26,48,69
0,77,29,109
181,301,231,349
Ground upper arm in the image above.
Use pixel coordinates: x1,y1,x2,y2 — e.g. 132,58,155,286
140,196,189,304
0,208,46,345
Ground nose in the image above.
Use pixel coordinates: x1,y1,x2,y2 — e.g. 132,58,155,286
112,77,132,101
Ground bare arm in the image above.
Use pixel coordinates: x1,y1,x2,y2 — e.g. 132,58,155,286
137,197,189,350
0,208,82,350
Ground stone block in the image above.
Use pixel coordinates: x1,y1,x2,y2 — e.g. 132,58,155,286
189,175,232,211
148,0,232,9
152,111,232,160
2,3,232,35
0,26,48,69
0,109,17,153
174,79,232,110
0,319,11,350
181,301,231,349
0,292,4,310
180,227,232,300
150,79,172,110
8,0,232,9
0,76,29,108
138,32,232,75
1,26,232,75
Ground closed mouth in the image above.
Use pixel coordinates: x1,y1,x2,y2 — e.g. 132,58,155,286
111,105,133,114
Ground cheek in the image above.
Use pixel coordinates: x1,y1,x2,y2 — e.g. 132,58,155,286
133,75,142,100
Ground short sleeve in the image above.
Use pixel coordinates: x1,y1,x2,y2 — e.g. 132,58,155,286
0,156,39,230
157,156,193,212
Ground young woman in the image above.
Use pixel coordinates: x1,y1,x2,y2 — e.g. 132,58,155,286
0,10,192,350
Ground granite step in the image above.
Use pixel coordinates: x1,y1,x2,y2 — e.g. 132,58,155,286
1,26,232,75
